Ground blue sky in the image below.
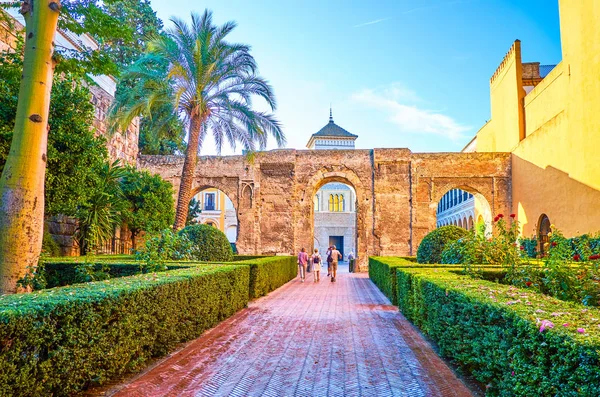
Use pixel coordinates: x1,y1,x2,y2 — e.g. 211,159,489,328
151,0,562,155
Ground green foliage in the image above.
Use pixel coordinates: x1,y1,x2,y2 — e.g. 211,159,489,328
519,236,538,258
135,229,193,272
417,225,469,264
179,224,234,262
110,9,285,157
16,260,48,291
0,48,109,216
369,256,459,305
0,265,249,396
389,263,600,396
236,256,297,299
75,161,127,255
42,232,61,257
186,198,202,226
120,168,175,246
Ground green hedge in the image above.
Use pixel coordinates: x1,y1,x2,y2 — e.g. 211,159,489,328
394,266,600,396
417,225,469,264
368,256,465,305
236,256,297,298
0,265,249,396
179,224,234,262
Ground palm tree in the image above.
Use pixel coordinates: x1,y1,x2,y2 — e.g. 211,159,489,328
111,10,285,229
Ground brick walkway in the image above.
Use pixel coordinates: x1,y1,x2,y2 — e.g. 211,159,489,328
108,264,473,397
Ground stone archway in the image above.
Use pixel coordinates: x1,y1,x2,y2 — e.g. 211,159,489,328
139,150,511,268
298,169,369,270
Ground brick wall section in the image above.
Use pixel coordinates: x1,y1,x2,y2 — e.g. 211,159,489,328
138,150,512,270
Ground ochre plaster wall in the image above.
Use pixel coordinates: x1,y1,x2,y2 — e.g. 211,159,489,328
139,150,511,270
474,0,600,237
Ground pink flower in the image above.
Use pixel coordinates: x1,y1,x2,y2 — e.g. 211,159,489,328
562,323,569,327
511,371,515,376
577,328,585,333
539,320,554,332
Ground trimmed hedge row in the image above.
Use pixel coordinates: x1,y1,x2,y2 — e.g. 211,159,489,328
391,265,600,396
369,256,463,305
0,265,249,396
236,256,297,298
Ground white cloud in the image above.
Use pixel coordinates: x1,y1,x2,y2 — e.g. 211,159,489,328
351,85,470,140
352,18,390,28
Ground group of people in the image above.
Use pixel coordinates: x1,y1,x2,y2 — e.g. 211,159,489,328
297,245,352,283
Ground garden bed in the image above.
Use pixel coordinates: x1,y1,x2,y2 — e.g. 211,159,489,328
369,257,600,396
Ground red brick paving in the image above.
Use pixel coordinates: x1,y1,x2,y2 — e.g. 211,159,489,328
108,265,473,397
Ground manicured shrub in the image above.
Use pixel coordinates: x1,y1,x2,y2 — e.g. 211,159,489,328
0,265,249,396
179,224,234,262
417,225,469,264
236,256,297,298
368,256,455,304
392,264,600,396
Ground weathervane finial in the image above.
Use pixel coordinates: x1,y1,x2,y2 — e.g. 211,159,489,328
329,104,333,122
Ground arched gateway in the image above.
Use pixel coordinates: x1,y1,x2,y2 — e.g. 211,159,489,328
138,149,511,270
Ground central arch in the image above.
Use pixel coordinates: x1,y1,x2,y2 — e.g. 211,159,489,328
301,169,369,269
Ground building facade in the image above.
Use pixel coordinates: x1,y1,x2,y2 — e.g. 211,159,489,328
192,189,238,244
436,189,492,235
466,0,600,245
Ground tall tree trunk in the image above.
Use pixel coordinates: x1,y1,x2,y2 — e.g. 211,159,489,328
173,116,202,230
0,1,61,294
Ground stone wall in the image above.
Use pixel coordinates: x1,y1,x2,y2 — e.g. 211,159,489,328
139,149,511,271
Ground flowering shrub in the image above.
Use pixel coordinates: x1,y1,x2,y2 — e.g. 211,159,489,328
439,215,521,278
518,236,537,258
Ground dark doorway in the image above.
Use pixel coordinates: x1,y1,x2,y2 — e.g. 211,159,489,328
329,236,344,257
538,214,551,257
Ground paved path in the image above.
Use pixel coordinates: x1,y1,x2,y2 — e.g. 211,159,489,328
109,265,473,397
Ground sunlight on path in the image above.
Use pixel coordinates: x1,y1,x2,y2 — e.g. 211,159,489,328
107,264,473,397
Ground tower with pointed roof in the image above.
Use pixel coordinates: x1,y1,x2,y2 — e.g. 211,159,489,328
306,109,358,149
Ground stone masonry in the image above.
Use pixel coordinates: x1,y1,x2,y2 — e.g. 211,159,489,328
139,149,511,270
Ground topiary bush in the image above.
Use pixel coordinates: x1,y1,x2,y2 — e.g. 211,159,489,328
179,224,234,262
417,225,469,264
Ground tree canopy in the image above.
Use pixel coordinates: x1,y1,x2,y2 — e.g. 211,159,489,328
0,46,109,216
121,168,175,247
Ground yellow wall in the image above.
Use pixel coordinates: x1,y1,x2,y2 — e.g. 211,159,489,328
474,0,600,237
196,188,226,232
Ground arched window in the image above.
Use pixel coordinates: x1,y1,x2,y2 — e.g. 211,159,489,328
334,195,340,212
328,195,334,212
340,195,345,211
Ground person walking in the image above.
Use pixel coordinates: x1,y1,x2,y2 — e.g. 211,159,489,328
326,246,333,277
297,247,308,283
330,245,343,282
311,249,322,282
